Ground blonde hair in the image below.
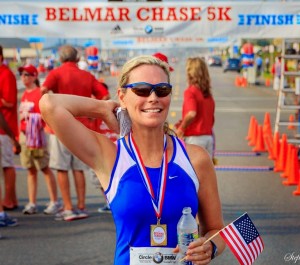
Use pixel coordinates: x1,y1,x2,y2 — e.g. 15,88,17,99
118,55,170,89
186,57,212,97
118,55,175,135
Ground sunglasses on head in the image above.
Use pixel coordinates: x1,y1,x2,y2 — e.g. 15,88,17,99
123,82,172,97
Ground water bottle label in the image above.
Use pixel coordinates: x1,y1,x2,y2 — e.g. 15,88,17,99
177,231,199,264
178,231,199,246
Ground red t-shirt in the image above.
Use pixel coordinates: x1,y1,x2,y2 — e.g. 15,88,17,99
0,65,18,137
42,62,109,132
19,87,42,133
182,85,215,136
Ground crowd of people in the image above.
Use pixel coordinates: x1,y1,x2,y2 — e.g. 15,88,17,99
1,43,226,264
0,45,113,226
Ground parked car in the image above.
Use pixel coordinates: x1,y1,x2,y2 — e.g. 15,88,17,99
207,56,222,67
223,58,241,73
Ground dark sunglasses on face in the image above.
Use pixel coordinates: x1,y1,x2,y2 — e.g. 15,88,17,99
20,72,33,77
123,82,172,97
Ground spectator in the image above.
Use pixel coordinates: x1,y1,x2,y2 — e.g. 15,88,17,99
271,56,288,91
0,111,20,230
255,55,263,77
264,57,270,73
40,55,225,264
41,45,109,221
18,64,60,215
176,57,215,160
0,45,19,211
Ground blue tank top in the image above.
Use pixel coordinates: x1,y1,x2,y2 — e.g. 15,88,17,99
105,135,199,265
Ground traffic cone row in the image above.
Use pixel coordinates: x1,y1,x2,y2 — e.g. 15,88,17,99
245,113,275,157
246,116,266,151
245,113,300,197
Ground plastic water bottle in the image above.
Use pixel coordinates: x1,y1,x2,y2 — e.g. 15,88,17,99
114,107,132,138
177,207,199,265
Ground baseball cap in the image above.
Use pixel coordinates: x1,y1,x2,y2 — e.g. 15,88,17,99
18,64,38,76
152,52,174,72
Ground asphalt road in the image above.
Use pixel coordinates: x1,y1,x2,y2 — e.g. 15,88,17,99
1,61,300,265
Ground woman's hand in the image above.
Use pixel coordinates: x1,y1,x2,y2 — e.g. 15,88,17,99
176,127,185,138
103,100,120,134
181,237,213,265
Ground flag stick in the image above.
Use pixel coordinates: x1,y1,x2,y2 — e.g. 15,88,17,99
179,230,221,262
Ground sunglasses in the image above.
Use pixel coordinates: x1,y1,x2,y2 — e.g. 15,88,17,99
20,72,33,77
123,82,172,97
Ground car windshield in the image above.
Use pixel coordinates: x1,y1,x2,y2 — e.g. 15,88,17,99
228,58,239,63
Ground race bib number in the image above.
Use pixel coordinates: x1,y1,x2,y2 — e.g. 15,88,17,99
130,247,178,264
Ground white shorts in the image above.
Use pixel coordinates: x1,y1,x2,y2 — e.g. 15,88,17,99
0,135,15,168
48,134,87,171
184,135,214,158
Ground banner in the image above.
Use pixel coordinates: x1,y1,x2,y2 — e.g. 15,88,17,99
1,1,300,48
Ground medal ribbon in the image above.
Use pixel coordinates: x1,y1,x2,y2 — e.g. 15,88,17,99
129,132,168,219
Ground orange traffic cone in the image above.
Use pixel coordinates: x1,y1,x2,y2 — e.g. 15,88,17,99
252,125,266,152
264,132,274,160
272,131,280,161
280,144,292,178
235,76,241,87
263,112,272,138
288,114,296,130
246,116,255,140
293,167,300,196
241,77,248,88
274,134,288,172
265,78,271,87
248,119,258,146
283,146,299,186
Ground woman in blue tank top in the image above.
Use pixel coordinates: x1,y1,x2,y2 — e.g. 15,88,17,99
40,55,226,265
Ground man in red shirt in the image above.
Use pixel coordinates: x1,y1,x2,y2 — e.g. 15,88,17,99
0,45,19,210
41,45,109,221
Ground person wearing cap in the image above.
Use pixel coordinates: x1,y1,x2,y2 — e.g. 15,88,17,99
152,52,174,72
41,44,109,221
0,45,19,211
18,64,60,215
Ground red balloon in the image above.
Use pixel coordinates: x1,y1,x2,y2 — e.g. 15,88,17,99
242,43,254,54
85,46,98,56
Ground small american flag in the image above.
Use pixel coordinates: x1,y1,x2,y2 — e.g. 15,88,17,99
219,213,264,265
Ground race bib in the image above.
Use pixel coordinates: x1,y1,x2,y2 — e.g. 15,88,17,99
130,247,178,264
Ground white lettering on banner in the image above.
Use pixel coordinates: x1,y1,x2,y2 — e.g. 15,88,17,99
0,14,38,25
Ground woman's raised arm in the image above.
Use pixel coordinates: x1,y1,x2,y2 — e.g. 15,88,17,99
39,94,120,175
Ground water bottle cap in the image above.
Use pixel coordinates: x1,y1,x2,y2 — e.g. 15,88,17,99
182,207,192,214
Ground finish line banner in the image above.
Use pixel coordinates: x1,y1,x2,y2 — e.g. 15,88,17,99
1,1,300,48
